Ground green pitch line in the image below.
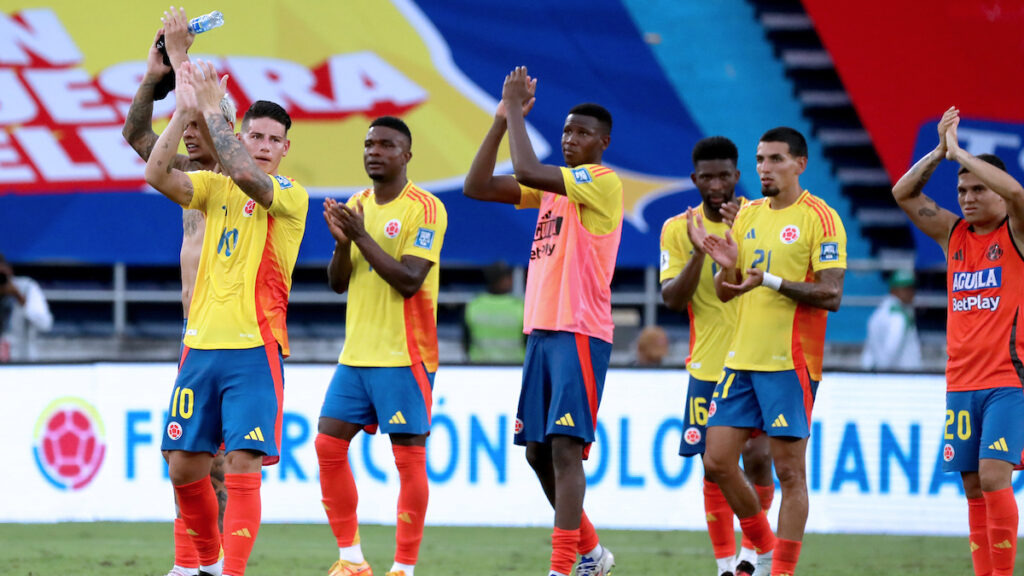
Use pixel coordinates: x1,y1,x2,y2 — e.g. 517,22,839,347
0,522,1014,575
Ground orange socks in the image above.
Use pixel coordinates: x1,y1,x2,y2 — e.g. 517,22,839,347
173,517,199,569
316,434,361,547
222,472,261,576
771,538,801,576
704,479,737,559
173,476,222,566
741,483,775,551
577,511,600,555
968,497,993,576
393,444,429,565
983,487,1017,576
551,527,580,575
738,511,776,555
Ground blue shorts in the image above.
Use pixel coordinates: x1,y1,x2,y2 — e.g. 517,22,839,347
679,375,716,456
942,387,1024,472
707,368,819,439
320,363,435,435
161,342,284,465
514,330,612,456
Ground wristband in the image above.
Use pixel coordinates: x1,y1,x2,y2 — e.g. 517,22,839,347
761,272,783,291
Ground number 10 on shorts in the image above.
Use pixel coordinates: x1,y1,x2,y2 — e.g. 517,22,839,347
171,386,195,419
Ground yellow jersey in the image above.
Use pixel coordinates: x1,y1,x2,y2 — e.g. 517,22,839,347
184,171,308,356
339,181,448,372
659,204,738,381
726,191,846,380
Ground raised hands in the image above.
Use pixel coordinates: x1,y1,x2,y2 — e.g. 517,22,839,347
176,60,229,116
702,228,739,271
685,207,707,254
145,28,171,80
161,6,196,65
936,105,959,159
501,66,537,119
324,198,367,243
943,110,962,162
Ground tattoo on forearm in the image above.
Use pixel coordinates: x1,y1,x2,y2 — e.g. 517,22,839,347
907,160,939,199
124,85,158,159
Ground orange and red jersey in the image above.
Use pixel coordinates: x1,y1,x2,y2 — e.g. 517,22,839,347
946,218,1024,391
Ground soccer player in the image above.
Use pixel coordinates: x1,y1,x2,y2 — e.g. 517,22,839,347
121,10,232,576
660,136,773,576
892,106,1024,576
316,116,447,576
144,61,308,576
698,127,846,576
463,66,619,576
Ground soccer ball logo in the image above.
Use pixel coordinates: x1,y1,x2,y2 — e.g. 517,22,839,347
943,443,955,462
780,225,800,244
684,427,702,445
167,422,183,441
384,219,401,238
33,398,106,491
708,400,717,417
514,418,524,434
243,199,257,217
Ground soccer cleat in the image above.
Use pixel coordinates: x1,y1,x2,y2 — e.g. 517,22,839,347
720,573,735,576
575,546,615,576
733,560,755,576
328,559,374,576
165,569,197,576
384,572,406,576
751,554,772,576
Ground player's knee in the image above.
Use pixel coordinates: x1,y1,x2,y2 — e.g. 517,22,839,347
773,459,806,488
224,449,263,474
525,443,545,471
702,453,733,482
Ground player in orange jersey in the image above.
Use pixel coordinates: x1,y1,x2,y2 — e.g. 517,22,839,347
893,106,1024,576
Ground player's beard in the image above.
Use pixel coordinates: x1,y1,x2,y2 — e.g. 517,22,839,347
761,184,780,197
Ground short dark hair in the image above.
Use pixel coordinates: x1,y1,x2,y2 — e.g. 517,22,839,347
242,100,292,133
568,103,612,135
760,126,807,158
369,116,412,147
958,153,1007,175
692,136,738,166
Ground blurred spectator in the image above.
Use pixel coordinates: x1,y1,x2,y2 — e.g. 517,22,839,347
635,325,669,366
861,269,921,370
464,261,525,363
0,254,53,362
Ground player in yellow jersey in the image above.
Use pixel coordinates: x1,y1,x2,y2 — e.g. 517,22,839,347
145,61,309,576
697,128,846,576
660,136,773,576
316,116,447,576
122,11,232,575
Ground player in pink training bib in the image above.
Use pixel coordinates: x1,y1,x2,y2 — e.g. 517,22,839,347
463,66,621,576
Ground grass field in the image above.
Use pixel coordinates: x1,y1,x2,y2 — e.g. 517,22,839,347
0,522,1019,575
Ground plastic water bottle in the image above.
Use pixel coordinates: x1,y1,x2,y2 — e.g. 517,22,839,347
187,11,224,34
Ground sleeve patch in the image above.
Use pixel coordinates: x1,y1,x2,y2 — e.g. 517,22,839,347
820,242,839,262
274,175,293,189
571,167,592,184
660,249,670,271
414,227,435,250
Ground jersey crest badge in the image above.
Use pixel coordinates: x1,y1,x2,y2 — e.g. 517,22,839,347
820,242,839,262
415,227,435,249
780,225,800,244
243,199,257,217
571,167,592,184
384,219,401,238
273,175,293,189
988,243,1003,261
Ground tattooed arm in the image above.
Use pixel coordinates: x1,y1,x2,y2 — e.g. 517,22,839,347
204,112,275,208
144,108,195,207
892,107,959,254
122,29,194,171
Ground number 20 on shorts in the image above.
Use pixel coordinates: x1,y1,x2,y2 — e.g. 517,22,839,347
171,386,195,419
944,409,971,440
